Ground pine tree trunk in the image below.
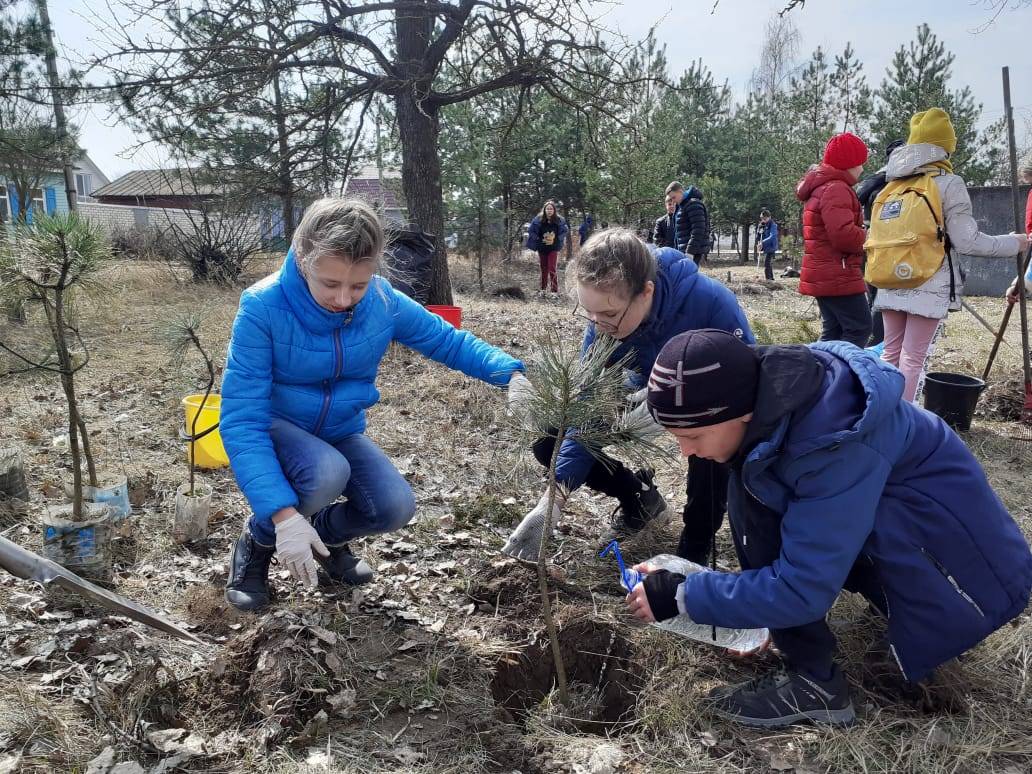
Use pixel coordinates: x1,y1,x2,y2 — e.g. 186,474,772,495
35,0,76,212
395,3,451,305
739,223,751,263
272,72,296,243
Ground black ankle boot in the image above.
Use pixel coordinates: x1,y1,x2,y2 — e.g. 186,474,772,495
316,543,374,586
225,532,274,611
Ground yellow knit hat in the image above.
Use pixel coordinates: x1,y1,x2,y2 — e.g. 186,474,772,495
908,108,957,154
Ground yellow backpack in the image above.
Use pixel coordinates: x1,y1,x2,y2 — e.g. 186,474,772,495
864,171,950,290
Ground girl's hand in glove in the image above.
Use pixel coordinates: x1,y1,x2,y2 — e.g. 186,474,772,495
273,511,330,588
507,372,534,421
501,490,565,561
625,567,685,623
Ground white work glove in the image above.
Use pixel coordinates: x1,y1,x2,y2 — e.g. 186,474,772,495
274,513,330,588
507,372,534,422
620,388,665,438
502,490,565,561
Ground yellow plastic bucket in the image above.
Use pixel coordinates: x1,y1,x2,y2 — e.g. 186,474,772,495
182,394,229,469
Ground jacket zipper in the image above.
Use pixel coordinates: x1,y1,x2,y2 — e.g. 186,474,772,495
312,315,351,435
920,547,985,617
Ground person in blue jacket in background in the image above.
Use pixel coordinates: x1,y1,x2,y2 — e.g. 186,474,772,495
221,198,525,611
626,329,1032,728
502,228,754,563
756,208,779,281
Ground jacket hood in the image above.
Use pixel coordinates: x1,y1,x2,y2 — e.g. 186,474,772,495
684,186,703,202
796,164,856,201
635,248,699,337
886,143,949,180
742,341,904,463
279,249,378,335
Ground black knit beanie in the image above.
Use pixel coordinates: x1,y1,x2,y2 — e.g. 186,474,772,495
647,329,760,428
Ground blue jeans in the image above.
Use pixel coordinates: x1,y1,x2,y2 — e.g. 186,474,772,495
248,418,416,547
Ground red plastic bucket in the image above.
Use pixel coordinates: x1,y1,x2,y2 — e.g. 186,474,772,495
426,304,462,328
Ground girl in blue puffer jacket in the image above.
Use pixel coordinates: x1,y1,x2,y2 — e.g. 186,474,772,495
221,198,525,611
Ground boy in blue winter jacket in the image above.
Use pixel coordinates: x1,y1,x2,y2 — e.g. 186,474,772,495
502,229,753,565
221,198,525,611
625,329,1032,728
756,209,779,281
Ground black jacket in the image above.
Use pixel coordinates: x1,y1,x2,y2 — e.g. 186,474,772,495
675,187,711,256
653,213,675,247
856,170,888,226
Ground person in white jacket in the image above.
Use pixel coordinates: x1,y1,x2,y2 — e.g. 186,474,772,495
872,108,1030,402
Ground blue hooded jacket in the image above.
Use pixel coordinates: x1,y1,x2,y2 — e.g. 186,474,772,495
681,341,1032,681
555,247,754,486
221,250,524,522
526,215,569,252
759,219,779,253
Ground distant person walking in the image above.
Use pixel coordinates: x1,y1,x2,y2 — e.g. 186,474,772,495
526,200,569,296
867,109,1030,402
666,181,712,263
653,194,676,248
756,209,779,281
578,214,595,248
796,133,872,348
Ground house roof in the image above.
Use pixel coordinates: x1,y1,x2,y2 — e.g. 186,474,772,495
91,168,222,198
343,166,406,211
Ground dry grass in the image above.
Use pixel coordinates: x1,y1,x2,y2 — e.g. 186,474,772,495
1,253,1030,773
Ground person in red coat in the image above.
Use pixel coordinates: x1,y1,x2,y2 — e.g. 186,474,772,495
796,133,872,348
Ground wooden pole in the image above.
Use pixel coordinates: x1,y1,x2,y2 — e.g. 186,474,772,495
1002,67,1032,418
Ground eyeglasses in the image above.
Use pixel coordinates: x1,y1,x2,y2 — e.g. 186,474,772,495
572,299,633,334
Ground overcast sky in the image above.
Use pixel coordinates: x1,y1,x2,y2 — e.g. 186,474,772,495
44,0,1032,181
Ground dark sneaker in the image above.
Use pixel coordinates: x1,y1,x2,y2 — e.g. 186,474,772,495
225,532,275,612
316,543,375,586
708,664,855,728
603,467,671,540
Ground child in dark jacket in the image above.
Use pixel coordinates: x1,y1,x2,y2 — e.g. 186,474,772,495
756,209,779,281
666,181,711,262
627,329,1032,728
526,200,569,296
502,228,754,566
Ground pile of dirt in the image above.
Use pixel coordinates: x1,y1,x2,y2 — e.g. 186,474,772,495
977,378,1027,422
193,613,357,745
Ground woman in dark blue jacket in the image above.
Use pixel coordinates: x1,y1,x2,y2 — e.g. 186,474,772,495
526,200,568,296
221,198,524,611
502,228,754,564
627,329,1032,728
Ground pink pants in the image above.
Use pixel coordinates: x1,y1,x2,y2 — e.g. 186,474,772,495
880,310,941,402
538,250,559,292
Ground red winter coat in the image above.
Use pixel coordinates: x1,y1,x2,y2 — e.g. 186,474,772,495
795,164,868,297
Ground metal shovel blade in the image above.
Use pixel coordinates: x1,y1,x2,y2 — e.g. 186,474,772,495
0,535,205,645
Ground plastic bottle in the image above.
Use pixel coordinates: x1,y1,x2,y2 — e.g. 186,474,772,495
600,542,770,652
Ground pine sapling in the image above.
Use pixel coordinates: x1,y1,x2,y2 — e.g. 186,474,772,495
507,325,675,706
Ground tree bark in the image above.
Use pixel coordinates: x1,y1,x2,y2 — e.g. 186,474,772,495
395,1,452,305
272,72,296,243
739,222,750,263
35,0,77,212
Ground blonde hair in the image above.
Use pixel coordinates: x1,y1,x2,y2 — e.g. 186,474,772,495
570,227,656,299
292,197,384,275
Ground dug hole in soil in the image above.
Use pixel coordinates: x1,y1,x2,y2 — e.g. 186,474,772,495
491,618,643,735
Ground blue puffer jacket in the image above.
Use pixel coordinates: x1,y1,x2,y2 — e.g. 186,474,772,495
221,250,524,522
759,219,779,253
555,247,754,485
682,341,1032,681
526,215,568,252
